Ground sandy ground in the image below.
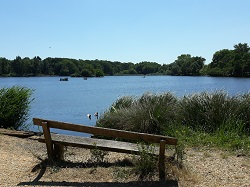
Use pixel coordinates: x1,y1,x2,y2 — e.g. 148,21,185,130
0,131,249,187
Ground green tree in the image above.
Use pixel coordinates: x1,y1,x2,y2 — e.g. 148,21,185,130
135,61,160,75
0,57,11,76
103,61,114,75
22,57,32,76
168,54,205,76
190,57,205,75
95,69,104,77
81,63,95,77
207,43,250,77
142,65,155,74
41,57,54,75
11,56,23,76
234,43,250,54
232,43,250,76
170,63,181,75
128,68,138,75
82,69,92,77
32,56,42,75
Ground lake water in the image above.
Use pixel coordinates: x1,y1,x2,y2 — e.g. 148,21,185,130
1,76,250,135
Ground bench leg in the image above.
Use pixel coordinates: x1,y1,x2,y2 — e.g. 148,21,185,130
42,122,54,160
159,140,166,180
54,143,64,161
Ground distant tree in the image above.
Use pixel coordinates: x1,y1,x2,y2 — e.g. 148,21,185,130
82,63,95,77
234,43,250,54
41,57,54,75
62,59,78,75
11,56,23,76
22,57,32,76
207,43,250,77
32,56,42,75
199,65,208,75
142,65,155,74
81,69,92,77
232,43,250,76
135,61,160,75
170,63,181,75
95,69,104,77
103,61,114,75
167,54,205,76
190,57,206,75
59,67,70,76
128,68,138,75
121,62,134,72
0,57,10,76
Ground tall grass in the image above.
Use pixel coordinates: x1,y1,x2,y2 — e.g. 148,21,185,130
97,91,250,153
97,92,177,135
179,91,250,133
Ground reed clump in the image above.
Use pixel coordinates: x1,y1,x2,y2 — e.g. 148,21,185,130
97,91,250,153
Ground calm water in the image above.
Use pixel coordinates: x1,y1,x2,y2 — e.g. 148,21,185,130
1,76,250,135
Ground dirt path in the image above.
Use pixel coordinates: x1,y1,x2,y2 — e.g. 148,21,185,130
0,132,249,187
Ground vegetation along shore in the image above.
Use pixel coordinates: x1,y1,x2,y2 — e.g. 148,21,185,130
1,43,250,77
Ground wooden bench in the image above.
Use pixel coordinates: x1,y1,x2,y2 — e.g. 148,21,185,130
33,118,178,179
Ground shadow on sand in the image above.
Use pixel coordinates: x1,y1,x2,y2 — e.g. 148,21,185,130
18,180,178,187
18,159,178,187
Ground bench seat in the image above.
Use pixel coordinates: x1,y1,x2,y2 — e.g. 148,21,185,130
38,134,159,155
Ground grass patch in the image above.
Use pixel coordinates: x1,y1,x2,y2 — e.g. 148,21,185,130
168,125,250,155
131,143,158,179
88,143,109,166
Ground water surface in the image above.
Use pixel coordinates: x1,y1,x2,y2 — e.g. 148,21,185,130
1,76,249,135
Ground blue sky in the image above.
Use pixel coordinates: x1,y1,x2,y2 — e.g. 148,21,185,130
1,0,250,64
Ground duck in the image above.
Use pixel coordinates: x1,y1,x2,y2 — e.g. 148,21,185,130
87,114,91,119
94,112,98,119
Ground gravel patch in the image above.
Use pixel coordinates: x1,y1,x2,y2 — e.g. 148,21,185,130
0,131,249,187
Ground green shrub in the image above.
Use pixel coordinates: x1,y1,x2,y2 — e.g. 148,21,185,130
0,86,33,130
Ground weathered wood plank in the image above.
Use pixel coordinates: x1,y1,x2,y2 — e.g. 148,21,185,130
38,134,160,155
33,118,177,145
0,128,35,138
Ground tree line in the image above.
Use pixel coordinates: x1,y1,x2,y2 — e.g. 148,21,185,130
0,43,249,77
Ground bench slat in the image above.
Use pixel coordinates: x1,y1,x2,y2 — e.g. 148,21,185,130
38,134,159,155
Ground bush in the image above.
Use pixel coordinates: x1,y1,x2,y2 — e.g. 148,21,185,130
0,86,33,130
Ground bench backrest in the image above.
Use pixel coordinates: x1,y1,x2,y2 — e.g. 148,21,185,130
33,118,177,145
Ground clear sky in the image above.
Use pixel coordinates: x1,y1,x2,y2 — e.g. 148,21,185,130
1,0,250,64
